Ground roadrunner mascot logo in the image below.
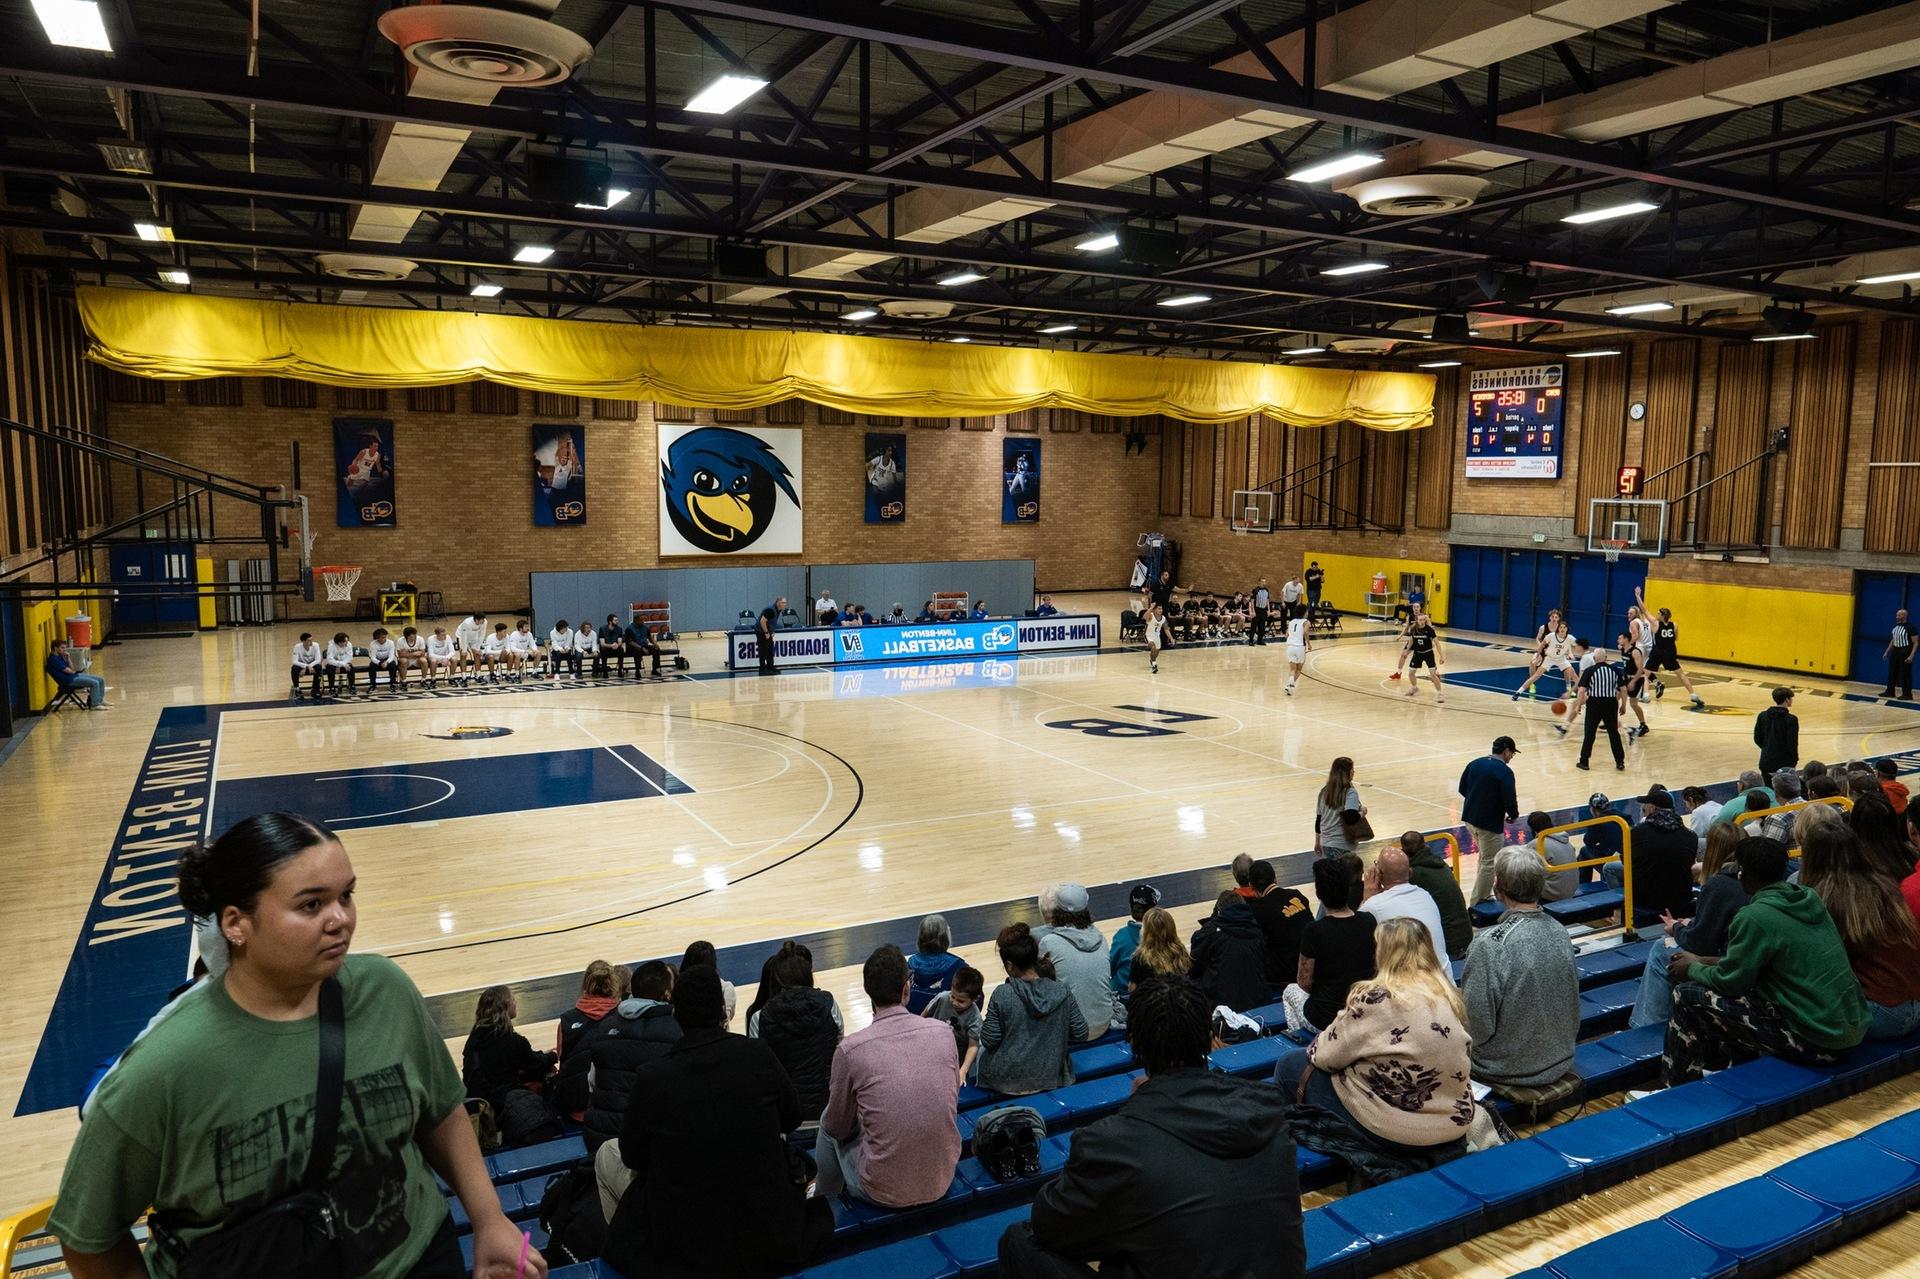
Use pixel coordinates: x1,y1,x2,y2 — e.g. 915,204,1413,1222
660,427,798,553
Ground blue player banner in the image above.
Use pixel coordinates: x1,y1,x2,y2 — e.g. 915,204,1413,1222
1002,437,1040,523
333,418,395,527
864,432,905,523
532,424,586,526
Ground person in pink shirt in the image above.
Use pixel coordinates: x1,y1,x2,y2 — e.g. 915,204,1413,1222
815,946,962,1208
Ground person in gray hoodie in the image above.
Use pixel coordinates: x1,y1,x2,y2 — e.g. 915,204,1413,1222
1034,882,1124,1038
978,922,1089,1095
1523,810,1579,902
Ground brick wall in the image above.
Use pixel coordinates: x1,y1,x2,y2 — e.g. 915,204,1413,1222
104,386,1161,618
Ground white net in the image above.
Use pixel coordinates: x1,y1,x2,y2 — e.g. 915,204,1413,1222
317,566,362,602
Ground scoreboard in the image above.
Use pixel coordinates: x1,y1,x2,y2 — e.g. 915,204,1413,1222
1466,363,1566,478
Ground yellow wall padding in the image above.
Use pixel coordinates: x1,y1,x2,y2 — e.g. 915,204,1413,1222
76,288,1436,430
1305,550,1450,625
1644,578,1853,676
21,601,59,711
196,556,217,629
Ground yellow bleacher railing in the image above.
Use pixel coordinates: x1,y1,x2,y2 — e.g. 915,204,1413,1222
0,1199,53,1274
1537,813,1637,939
1423,830,1466,885
1740,795,1852,855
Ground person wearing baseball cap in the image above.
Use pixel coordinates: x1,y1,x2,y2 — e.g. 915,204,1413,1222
1110,884,1161,995
1607,785,1698,920
1037,883,1125,1038
1581,793,1623,887
1461,737,1522,904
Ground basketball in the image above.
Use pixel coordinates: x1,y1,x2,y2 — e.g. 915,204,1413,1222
1551,699,1569,715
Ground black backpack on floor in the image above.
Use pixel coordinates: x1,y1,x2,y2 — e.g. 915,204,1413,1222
496,1088,561,1148
537,1158,607,1264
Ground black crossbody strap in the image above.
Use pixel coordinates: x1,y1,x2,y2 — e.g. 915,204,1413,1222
300,977,347,1193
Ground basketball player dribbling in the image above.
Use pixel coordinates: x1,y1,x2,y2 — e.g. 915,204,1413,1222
1284,612,1311,695
1402,613,1445,702
1634,585,1707,707
1516,620,1577,700
1145,603,1169,674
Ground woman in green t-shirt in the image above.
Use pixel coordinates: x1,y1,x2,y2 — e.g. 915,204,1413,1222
50,812,548,1279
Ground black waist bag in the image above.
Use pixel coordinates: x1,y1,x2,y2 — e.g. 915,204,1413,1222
156,978,351,1279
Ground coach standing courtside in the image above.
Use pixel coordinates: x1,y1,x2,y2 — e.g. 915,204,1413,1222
1250,578,1272,647
1576,653,1626,772
1884,609,1913,700
758,597,785,676
1460,738,1521,905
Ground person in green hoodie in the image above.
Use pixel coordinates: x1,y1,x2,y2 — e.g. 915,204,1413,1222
1660,836,1869,1087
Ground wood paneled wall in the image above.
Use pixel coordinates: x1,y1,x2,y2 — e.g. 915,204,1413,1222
0,249,107,561
1866,318,1920,553
1640,338,1700,531
1701,343,1773,548
1160,419,1185,515
1780,324,1857,549
1223,416,1253,514
1573,350,1630,534
1367,429,1409,529
1414,368,1457,529
1188,421,1217,517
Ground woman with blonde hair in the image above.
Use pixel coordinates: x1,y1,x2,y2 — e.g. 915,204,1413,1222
553,960,623,1119
462,985,556,1110
1792,797,1847,852
1314,756,1368,857
1127,907,1192,989
1275,917,1472,1175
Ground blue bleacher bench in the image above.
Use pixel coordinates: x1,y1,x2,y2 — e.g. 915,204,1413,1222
1663,1177,1844,1274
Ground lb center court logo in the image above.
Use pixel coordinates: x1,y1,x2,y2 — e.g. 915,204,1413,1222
985,623,1017,651
659,426,799,554
422,726,514,740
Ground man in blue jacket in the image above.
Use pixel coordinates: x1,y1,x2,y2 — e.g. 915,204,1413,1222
1460,736,1521,904
45,639,107,710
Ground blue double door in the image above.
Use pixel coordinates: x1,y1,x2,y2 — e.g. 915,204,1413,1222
108,541,201,633
1450,545,1647,649
1853,572,1920,685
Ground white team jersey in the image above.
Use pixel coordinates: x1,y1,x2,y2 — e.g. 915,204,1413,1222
324,641,355,666
427,635,456,660
1577,650,1599,673
549,628,575,652
292,642,321,668
1544,633,1575,661
1280,581,1302,602
1145,615,1166,644
369,639,396,663
455,619,487,651
400,635,427,655
344,446,380,485
1632,617,1654,652
576,630,599,654
1286,618,1310,648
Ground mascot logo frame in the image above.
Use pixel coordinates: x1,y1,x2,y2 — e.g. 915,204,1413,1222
660,427,799,554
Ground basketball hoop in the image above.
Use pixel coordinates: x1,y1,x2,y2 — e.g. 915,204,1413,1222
1600,539,1628,564
314,565,363,602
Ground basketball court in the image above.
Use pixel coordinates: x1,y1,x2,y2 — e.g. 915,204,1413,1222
5,592,1917,1228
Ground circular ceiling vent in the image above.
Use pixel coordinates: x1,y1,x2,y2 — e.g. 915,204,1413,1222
377,5,594,87
880,299,955,320
1344,173,1488,217
317,254,419,281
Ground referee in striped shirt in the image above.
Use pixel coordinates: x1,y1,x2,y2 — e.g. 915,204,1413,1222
1576,648,1627,771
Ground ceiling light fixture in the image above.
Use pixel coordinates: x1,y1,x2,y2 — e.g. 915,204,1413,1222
946,336,971,343
1566,348,1622,358
1753,332,1816,342
1288,152,1383,184
842,308,878,321
574,187,632,210
1857,269,1920,285
1075,232,1119,252
513,245,555,264
134,222,173,242
470,283,503,298
685,72,768,115
1604,300,1673,316
32,0,112,51
1562,200,1659,225
1038,323,1077,335
1321,261,1389,277
160,269,190,286
937,270,986,286
1156,292,1211,308
1283,345,1327,356
1418,360,1462,368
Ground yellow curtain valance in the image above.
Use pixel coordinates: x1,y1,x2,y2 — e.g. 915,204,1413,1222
76,288,1434,430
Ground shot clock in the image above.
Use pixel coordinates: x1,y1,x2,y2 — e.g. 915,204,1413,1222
1465,363,1566,478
